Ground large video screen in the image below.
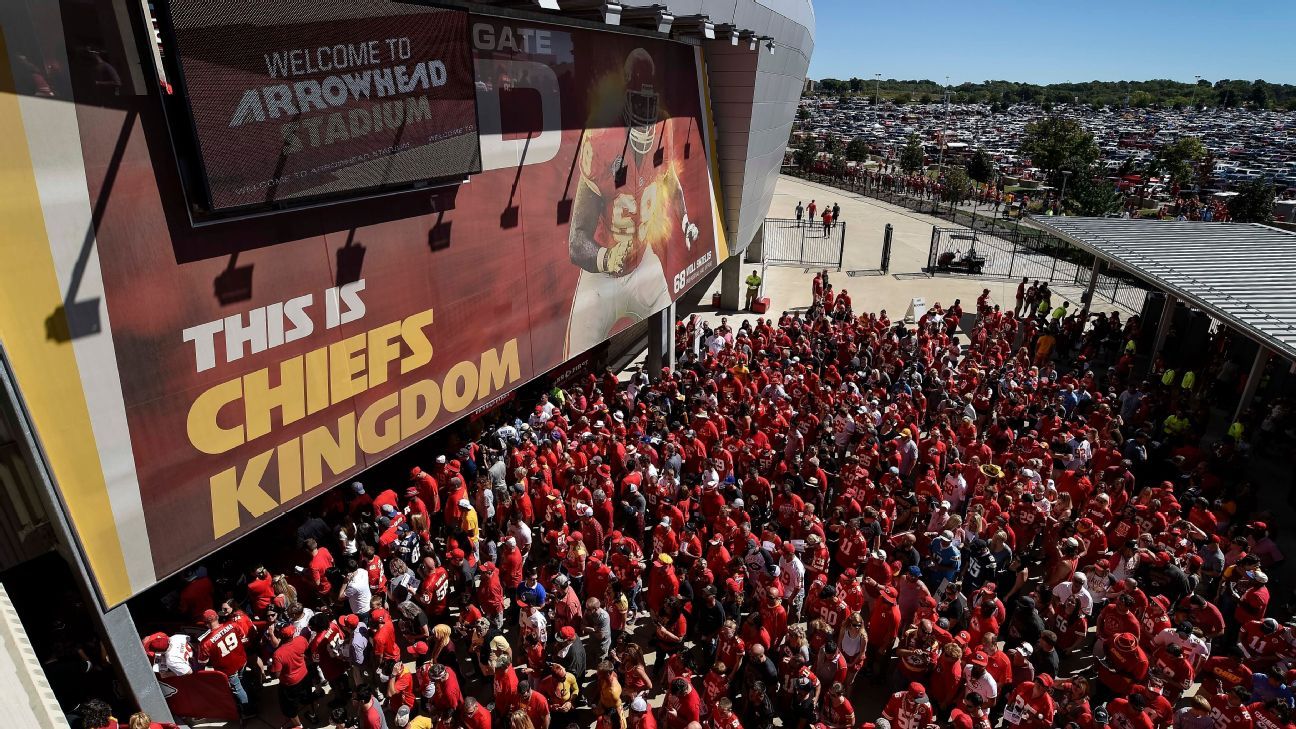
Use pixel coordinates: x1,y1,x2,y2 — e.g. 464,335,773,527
164,0,481,211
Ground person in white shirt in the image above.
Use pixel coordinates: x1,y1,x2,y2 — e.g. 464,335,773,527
509,516,533,554
519,600,548,645
340,558,372,615
942,471,968,511
962,661,998,704
162,634,195,677
778,546,807,617
1051,573,1094,617
1151,623,1210,666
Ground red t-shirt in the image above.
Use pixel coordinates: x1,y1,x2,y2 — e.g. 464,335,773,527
271,636,309,686
309,548,334,594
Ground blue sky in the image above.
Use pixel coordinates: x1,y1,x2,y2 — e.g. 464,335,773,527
807,0,1296,85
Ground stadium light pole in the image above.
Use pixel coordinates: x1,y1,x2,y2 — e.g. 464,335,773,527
874,73,881,106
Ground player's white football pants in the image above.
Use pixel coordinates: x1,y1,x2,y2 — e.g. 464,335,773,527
565,246,671,358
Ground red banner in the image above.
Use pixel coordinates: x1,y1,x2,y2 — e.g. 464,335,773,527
69,9,725,589
159,671,240,721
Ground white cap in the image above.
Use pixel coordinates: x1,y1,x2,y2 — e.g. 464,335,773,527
458,499,472,508
436,455,447,464
631,697,649,713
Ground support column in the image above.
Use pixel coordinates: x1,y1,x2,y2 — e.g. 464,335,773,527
0,357,176,723
745,228,764,264
1233,345,1271,424
1078,257,1105,321
1147,294,1177,374
102,604,177,723
645,301,676,378
719,255,742,311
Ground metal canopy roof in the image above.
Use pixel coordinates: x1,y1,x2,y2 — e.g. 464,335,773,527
1029,217,1296,362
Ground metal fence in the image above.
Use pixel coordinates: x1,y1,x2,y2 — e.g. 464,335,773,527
789,169,1151,313
926,227,1151,313
761,217,847,269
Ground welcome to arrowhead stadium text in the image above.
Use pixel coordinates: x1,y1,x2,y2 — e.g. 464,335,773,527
227,37,449,154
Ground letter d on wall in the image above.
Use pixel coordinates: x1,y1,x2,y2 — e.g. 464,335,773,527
475,59,561,172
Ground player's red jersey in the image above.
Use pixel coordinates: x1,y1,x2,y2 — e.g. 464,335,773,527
579,122,681,278
198,621,247,676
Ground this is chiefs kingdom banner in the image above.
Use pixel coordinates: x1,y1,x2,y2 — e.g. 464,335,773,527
0,5,726,604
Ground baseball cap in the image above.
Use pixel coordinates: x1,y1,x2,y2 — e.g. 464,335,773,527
202,609,219,623
558,626,577,641
631,697,649,713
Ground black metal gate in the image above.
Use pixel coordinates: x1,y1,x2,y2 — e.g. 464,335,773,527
761,218,846,269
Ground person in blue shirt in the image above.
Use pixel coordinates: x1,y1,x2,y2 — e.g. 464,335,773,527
516,567,547,610
925,532,962,590
1250,671,1295,707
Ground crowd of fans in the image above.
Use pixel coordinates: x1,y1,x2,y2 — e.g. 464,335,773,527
125,274,1293,729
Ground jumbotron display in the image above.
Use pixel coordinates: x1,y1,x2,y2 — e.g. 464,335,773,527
164,0,481,211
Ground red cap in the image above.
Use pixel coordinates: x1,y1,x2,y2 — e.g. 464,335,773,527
202,609,219,623
879,586,899,603
411,641,430,656
371,608,390,624
404,486,420,497
148,635,170,651
908,682,926,695
1037,674,1055,688
411,467,423,476
558,626,577,641
341,614,360,629
280,625,297,639
782,542,796,555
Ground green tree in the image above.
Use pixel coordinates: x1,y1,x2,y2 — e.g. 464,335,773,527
848,77,864,94
795,135,819,171
1157,137,1206,189
900,133,925,173
919,93,933,104
1250,80,1271,109
1070,174,1122,216
845,138,870,162
966,148,996,184
942,166,973,203
796,106,810,121
1228,178,1276,223
1020,115,1099,182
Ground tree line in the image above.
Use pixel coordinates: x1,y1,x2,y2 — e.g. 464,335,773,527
811,78,1296,111
792,115,1277,222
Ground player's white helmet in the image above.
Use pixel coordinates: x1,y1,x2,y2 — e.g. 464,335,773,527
623,48,658,155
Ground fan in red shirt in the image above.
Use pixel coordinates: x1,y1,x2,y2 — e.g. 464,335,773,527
949,692,993,729
1001,675,1057,729
196,609,249,711
882,683,934,729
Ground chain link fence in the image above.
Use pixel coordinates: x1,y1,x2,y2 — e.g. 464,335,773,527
788,169,1151,313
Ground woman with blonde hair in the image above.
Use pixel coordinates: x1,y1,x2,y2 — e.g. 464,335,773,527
271,573,297,606
838,611,868,689
510,709,536,729
128,712,176,729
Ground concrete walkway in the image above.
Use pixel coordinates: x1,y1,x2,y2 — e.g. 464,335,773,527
688,174,1118,334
